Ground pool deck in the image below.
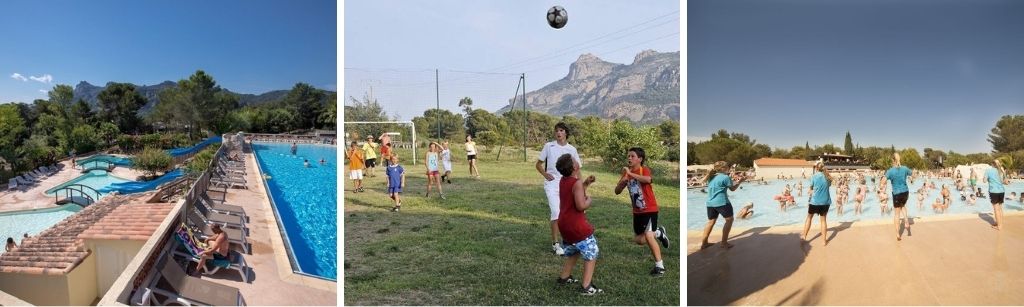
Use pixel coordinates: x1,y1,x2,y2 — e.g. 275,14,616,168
0,160,146,213
687,210,1024,305
198,147,336,305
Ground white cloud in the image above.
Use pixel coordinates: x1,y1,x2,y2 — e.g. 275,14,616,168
30,74,53,84
39,89,48,94
10,73,27,81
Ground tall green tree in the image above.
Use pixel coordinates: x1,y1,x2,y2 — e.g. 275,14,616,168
68,99,94,125
0,104,27,169
97,82,147,133
988,115,1024,153
844,131,854,155
282,82,325,129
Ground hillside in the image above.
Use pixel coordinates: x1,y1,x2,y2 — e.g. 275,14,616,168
496,50,680,124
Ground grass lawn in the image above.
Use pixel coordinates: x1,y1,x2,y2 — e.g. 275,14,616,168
343,145,680,305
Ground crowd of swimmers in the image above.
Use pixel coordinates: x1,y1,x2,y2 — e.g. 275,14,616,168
701,153,1019,248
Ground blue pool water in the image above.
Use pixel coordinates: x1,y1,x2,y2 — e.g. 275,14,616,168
252,142,337,280
687,176,1024,230
0,205,81,255
45,170,133,200
76,154,133,167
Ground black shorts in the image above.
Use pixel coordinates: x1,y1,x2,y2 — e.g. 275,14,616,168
808,204,830,216
893,192,909,208
467,154,476,161
212,252,228,261
991,193,1005,204
632,212,659,235
365,158,376,167
707,203,734,220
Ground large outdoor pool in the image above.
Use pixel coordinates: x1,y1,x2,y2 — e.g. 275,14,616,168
687,176,1024,230
0,205,81,255
252,142,337,280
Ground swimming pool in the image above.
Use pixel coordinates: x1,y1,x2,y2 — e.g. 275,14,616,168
45,170,133,201
687,176,1024,230
0,205,82,255
252,142,337,280
76,154,133,167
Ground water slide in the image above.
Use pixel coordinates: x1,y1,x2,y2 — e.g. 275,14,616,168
167,136,222,157
98,168,184,194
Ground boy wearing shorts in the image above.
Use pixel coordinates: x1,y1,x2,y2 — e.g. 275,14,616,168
554,153,602,295
386,155,405,212
614,147,670,276
347,141,365,193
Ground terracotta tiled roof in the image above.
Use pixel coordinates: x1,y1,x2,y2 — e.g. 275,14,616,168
79,203,172,241
0,194,169,275
754,158,814,167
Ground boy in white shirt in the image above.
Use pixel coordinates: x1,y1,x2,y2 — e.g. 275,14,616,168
535,122,582,255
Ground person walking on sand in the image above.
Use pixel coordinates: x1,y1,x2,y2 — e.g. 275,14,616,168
880,153,913,241
802,161,833,245
700,161,746,249
984,159,1009,230
465,135,481,179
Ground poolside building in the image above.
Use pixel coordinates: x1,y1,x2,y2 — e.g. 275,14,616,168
753,158,814,180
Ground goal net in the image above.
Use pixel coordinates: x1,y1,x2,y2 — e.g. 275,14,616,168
343,121,417,165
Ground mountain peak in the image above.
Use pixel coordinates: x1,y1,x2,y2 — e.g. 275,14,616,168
633,49,658,64
567,53,616,81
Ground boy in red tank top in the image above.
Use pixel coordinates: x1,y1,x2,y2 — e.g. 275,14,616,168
615,147,670,276
553,154,603,295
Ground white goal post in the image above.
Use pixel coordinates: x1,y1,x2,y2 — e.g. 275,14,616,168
343,121,417,165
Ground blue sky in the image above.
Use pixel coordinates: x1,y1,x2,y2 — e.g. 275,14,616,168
688,0,1024,153
0,0,336,104
344,0,680,121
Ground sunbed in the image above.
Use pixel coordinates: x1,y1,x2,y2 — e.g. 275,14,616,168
132,249,246,306
16,175,36,186
199,193,248,221
8,178,17,190
192,200,248,233
185,209,250,254
171,225,250,283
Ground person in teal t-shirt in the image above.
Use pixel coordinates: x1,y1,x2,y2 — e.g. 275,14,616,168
699,161,746,249
984,159,1009,230
881,153,913,241
802,162,833,246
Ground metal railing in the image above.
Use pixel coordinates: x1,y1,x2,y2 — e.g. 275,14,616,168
52,184,100,206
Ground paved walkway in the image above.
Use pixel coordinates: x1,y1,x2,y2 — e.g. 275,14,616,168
688,212,1024,305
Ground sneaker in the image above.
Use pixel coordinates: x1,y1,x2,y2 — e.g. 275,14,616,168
580,284,603,296
650,266,666,276
552,242,565,256
440,193,447,200
656,226,670,249
390,206,400,212
447,179,452,184
556,275,579,285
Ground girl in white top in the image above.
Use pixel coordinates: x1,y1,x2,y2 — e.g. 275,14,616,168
465,135,480,178
425,142,445,200
441,141,453,184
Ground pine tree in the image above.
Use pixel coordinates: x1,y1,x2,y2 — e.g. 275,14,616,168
844,131,854,155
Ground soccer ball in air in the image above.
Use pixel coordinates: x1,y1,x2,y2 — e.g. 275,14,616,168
547,6,568,29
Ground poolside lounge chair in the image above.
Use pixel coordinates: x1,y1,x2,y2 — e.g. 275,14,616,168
22,172,41,182
199,193,248,221
186,209,250,254
132,252,246,306
8,178,17,190
17,174,38,184
192,200,248,233
211,176,247,190
46,165,60,175
171,226,250,283
33,168,49,178
217,162,246,175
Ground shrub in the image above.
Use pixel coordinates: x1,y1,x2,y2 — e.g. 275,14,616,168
134,147,173,178
116,135,139,153
185,146,217,175
601,120,666,166
68,124,99,154
140,134,162,149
